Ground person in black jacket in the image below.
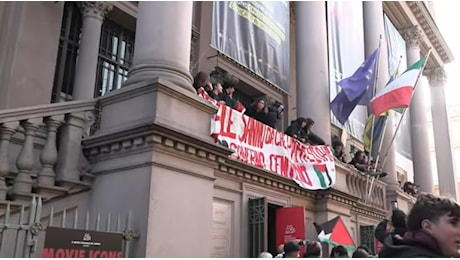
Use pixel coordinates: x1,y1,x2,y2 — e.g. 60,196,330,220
379,194,460,258
285,118,308,142
266,101,284,129
300,118,326,146
245,98,268,124
374,208,408,244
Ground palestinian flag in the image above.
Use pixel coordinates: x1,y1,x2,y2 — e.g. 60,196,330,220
313,216,355,251
312,164,332,189
370,56,427,116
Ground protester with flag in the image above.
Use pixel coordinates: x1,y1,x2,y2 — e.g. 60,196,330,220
331,48,379,125
370,56,427,116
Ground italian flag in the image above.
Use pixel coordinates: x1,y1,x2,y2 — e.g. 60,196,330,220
370,57,426,116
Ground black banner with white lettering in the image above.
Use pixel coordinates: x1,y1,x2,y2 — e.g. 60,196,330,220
211,1,290,92
42,227,123,258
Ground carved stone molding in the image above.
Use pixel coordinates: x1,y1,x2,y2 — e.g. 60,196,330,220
425,67,447,86
78,1,113,20
401,25,424,48
406,1,451,64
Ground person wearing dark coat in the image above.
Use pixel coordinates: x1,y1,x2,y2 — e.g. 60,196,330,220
285,118,307,141
245,98,268,124
374,208,408,244
378,194,460,258
300,118,326,145
265,101,284,129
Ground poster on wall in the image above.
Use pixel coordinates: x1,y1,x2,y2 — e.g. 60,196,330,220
211,1,290,91
276,207,306,255
42,227,123,258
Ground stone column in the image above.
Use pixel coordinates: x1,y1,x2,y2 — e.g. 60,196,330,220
402,26,433,193
363,1,398,189
427,67,458,198
295,1,330,142
123,1,195,93
72,2,113,100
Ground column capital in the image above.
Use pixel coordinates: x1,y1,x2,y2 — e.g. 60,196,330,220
78,1,113,20
426,67,447,87
401,25,424,48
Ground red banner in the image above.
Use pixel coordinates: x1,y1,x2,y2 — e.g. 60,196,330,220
276,207,306,256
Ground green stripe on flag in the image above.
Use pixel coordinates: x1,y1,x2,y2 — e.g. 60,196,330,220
314,167,327,189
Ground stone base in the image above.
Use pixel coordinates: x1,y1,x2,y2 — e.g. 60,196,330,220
56,178,91,194
34,184,68,200
8,191,36,204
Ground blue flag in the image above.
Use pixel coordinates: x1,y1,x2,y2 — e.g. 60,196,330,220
331,49,379,125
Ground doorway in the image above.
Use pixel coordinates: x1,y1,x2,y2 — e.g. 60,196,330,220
268,203,282,256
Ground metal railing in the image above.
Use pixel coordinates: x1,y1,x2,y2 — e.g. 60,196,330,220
0,196,138,258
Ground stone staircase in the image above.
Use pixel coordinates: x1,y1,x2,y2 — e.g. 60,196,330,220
0,100,97,207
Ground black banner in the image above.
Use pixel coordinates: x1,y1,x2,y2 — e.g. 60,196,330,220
211,1,290,92
42,227,123,258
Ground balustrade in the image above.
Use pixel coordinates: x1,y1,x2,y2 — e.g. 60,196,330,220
0,101,95,202
335,161,387,209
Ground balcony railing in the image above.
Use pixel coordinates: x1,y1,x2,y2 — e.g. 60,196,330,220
0,100,96,204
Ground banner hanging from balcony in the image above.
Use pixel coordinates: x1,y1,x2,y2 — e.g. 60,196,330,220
200,91,336,190
211,1,290,92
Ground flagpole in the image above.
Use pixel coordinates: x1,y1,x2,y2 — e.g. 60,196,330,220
371,55,403,171
365,35,383,198
365,117,389,204
365,55,404,203
367,35,383,167
379,48,433,170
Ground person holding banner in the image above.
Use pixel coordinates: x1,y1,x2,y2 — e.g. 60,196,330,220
192,71,212,93
285,118,308,142
219,77,239,108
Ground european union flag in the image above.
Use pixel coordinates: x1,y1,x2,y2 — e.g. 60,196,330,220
331,49,379,125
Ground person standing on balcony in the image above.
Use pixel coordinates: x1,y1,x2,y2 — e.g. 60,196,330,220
208,82,223,101
193,71,212,93
218,77,240,109
245,98,268,124
300,118,326,146
285,117,308,142
266,101,284,129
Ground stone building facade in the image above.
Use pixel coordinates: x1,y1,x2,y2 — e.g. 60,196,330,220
0,1,455,257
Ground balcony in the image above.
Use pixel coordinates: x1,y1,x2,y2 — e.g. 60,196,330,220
0,101,96,206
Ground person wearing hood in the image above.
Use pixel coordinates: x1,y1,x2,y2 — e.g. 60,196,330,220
266,101,284,129
285,117,308,142
378,193,460,258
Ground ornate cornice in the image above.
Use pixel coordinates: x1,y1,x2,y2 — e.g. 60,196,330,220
78,1,113,20
425,66,447,86
401,25,424,48
406,1,452,64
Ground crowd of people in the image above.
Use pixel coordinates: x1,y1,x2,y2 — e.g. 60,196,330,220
257,193,460,258
193,70,327,143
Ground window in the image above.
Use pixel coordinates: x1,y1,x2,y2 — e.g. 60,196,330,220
51,2,82,103
95,19,135,97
